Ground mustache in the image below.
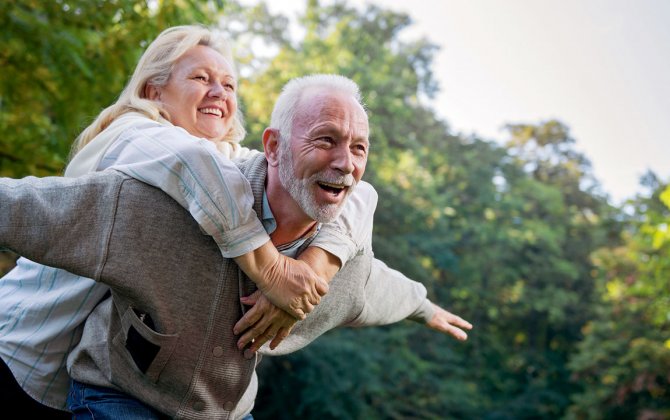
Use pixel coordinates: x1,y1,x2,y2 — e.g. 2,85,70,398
313,172,356,187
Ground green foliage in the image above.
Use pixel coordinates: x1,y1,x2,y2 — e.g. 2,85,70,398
257,326,478,419
566,183,670,419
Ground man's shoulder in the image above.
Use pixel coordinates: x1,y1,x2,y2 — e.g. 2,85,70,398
234,152,267,178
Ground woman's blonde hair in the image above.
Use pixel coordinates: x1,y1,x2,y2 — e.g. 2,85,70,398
71,25,245,154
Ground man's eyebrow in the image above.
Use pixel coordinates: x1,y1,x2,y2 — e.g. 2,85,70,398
307,124,338,136
356,138,370,148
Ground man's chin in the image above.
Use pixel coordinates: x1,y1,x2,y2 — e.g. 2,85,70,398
307,203,344,224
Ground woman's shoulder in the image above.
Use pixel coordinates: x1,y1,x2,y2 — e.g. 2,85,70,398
112,111,169,130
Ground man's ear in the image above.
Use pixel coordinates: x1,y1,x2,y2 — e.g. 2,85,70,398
144,83,161,101
263,128,280,167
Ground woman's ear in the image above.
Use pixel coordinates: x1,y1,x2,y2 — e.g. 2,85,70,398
144,83,161,100
263,128,280,167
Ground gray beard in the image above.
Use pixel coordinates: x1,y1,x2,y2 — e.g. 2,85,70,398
277,143,355,223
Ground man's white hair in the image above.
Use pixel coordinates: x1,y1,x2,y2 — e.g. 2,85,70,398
270,74,364,143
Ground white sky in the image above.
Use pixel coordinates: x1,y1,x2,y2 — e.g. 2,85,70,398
238,0,670,204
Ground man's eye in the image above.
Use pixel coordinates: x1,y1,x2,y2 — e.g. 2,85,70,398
316,137,334,145
353,144,367,155
194,75,207,81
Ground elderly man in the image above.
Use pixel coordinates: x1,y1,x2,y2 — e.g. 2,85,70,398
0,74,471,419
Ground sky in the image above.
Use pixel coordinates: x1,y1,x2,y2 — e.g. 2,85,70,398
238,0,670,204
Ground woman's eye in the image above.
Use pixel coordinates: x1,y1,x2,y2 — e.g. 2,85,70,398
194,75,207,81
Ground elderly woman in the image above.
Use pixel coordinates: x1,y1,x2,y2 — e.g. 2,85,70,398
0,25,373,418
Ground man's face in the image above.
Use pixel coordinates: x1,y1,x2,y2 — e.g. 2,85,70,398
278,88,369,223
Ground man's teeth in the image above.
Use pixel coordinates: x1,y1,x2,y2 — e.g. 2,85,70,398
318,181,346,190
200,108,222,117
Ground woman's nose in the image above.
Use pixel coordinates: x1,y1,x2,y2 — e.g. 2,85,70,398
208,81,225,98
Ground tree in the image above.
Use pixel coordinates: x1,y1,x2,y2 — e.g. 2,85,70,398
469,121,618,417
567,179,670,420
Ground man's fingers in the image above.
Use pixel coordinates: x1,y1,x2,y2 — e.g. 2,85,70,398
446,325,468,341
237,321,270,350
438,315,471,340
250,329,276,352
432,318,469,341
240,290,262,306
269,327,291,350
448,314,473,330
234,306,262,336
428,304,473,341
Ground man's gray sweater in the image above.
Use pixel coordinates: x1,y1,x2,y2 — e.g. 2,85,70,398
0,154,434,419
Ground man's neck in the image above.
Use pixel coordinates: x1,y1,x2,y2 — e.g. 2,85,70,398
266,177,317,246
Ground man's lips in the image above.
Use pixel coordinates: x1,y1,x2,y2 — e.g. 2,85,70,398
317,181,348,196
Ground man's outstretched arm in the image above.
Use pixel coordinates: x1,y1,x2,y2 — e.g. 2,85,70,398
350,258,473,341
0,172,125,279
235,256,473,353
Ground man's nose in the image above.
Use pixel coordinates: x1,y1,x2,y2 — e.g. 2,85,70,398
331,144,355,174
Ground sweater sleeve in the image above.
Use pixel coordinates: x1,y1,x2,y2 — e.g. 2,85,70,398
100,122,269,258
347,257,435,327
0,172,125,281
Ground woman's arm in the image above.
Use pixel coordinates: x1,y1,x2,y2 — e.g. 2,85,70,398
96,121,326,319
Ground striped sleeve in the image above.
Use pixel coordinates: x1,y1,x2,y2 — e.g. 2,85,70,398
101,123,269,258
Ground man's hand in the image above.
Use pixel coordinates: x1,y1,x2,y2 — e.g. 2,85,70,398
234,290,297,352
234,241,329,319
426,303,473,341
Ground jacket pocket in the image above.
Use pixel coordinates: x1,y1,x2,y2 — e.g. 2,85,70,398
112,307,178,383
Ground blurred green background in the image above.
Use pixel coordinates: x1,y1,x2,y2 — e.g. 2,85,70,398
1,1,668,418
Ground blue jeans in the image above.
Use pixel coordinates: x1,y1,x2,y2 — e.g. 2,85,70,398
67,379,254,419
67,379,167,420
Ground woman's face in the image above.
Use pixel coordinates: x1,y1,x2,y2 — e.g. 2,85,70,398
149,45,238,141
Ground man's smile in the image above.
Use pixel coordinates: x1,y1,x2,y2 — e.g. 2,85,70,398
316,181,348,196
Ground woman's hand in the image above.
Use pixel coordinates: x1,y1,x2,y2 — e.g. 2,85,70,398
234,291,298,352
234,241,329,320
